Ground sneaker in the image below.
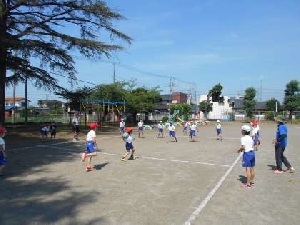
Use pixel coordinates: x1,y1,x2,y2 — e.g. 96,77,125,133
81,152,87,162
284,167,295,173
250,182,255,186
274,169,283,174
121,156,126,161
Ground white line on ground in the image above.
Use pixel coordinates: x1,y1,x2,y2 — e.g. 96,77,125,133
184,152,243,225
9,141,231,168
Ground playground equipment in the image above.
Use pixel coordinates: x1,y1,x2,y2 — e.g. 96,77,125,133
80,99,126,124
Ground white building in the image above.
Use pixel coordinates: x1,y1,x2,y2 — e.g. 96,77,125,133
199,95,233,121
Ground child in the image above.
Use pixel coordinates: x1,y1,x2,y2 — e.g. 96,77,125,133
251,119,260,151
119,119,125,135
121,127,136,161
237,125,255,188
182,121,189,135
81,122,98,171
157,121,164,138
40,123,49,141
72,113,80,141
168,122,177,142
137,119,144,138
189,121,197,142
0,127,7,176
216,120,222,141
49,122,57,140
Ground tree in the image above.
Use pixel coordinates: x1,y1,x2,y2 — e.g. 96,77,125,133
0,0,132,125
283,80,300,120
56,86,94,112
265,98,281,112
243,87,256,120
170,103,192,121
125,87,161,121
199,99,212,119
209,83,224,103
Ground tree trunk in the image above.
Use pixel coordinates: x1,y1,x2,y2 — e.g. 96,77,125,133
0,2,7,126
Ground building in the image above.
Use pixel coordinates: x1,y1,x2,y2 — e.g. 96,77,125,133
5,97,27,108
199,95,233,120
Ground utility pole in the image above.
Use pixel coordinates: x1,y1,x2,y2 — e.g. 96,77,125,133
169,77,174,121
113,62,116,83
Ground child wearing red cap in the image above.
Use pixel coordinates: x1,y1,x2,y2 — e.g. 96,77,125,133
121,127,136,161
251,119,260,151
0,127,8,176
82,122,98,171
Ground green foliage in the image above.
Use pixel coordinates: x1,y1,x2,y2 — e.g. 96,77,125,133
162,116,169,123
1,0,132,125
56,86,94,112
56,81,161,119
199,100,213,118
265,111,276,120
283,80,300,120
170,103,192,121
243,87,256,119
125,87,161,117
209,83,224,103
265,98,281,111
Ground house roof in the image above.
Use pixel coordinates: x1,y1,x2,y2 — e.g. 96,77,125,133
232,99,267,110
5,97,25,101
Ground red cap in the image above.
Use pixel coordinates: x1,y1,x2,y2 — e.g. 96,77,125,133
89,122,98,129
0,127,7,135
125,127,132,134
252,119,258,126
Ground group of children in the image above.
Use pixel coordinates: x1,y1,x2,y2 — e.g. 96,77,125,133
40,122,57,141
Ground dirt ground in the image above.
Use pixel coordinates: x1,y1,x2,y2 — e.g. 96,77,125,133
0,122,299,225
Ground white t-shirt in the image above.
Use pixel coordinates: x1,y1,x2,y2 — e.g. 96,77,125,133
0,137,5,150
190,124,197,131
86,130,96,141
251,126,259,137
216,124,222,129
138,121,143,128
120,121,125,128
126,135,133,143
72,116,79,125
168,125,176,131
240,135,254,152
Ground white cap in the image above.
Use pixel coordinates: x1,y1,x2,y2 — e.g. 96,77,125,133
216,120,220,123
241,125,251,132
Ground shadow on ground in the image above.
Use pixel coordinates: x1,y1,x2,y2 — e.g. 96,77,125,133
0,128,108,224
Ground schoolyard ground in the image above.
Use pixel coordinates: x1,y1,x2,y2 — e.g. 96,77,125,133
0,122,299,225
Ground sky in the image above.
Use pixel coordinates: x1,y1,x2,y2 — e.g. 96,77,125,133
6,0,300,105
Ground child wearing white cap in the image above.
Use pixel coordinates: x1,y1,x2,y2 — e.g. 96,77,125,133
237,125,255,188
216,120,222,141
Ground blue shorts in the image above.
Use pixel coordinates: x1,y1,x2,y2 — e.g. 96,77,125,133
253,134,259,145
169,131,175,137
120,127,125,132
242,151,255,167
138,127,143,132
190,130,196,137
125,142,134,151
0,152,7,165
158,128,163,133
86,141,97,153
41,130,48,136
217,129,222,135
183,127,188,131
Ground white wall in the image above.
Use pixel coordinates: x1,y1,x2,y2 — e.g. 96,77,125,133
199,95,233,120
